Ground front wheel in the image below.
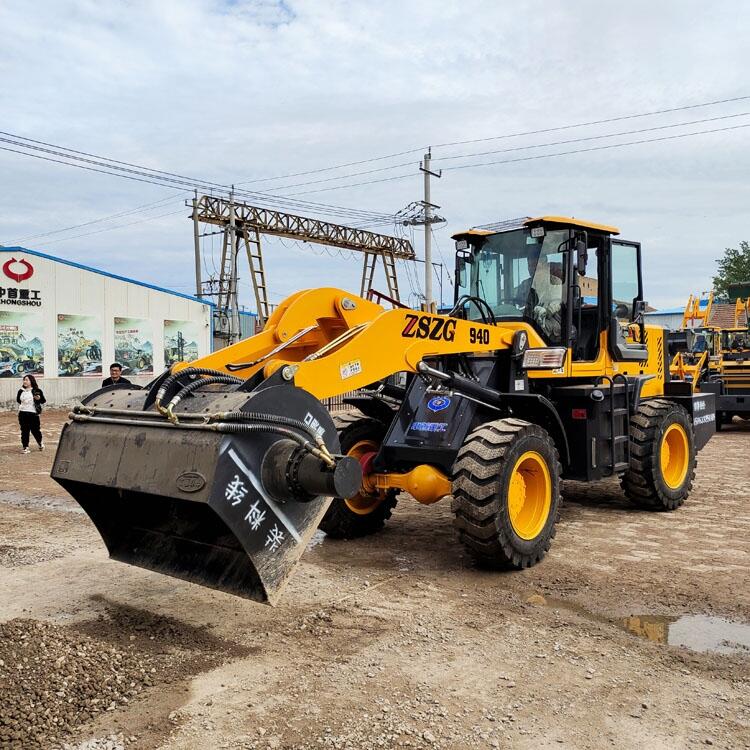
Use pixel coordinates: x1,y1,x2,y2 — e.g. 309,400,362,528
621,399,696,510
318,411,397,539
451,418,561,569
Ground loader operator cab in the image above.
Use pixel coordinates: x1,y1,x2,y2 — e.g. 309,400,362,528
453,216,648,362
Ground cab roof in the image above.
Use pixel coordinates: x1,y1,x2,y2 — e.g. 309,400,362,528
452,215,620,242
527,216,620,235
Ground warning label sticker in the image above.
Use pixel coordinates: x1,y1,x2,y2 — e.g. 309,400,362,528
340,359,362,380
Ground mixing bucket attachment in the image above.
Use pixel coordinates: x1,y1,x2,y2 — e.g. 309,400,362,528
51,380,360,604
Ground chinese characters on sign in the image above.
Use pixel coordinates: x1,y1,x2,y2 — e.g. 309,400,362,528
0,287,42,307
244,500,267,531
265,524,285,552
224,474,248,505
223,473,286,553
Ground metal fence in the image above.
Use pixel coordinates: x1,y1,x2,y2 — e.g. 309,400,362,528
322,392,356,413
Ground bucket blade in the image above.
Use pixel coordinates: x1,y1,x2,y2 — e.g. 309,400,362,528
52,383,338,604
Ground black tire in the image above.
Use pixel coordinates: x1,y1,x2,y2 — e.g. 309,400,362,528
318,410,398,539
621,399,696,511
451,418,561,569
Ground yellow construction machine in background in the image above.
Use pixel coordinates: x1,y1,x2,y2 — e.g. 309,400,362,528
670,291,750,428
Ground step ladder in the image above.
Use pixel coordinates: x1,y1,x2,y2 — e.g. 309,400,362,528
241,225,271,329
597,374,631,475
360,251,401,303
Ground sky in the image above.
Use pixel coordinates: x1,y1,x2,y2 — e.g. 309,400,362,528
0,0,748,311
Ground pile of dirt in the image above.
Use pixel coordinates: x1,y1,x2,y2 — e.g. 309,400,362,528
0,610,249,750
0,619,167,749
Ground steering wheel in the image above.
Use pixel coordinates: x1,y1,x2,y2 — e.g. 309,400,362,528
449,295,497,326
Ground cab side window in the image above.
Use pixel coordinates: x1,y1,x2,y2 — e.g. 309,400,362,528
611,241,641,321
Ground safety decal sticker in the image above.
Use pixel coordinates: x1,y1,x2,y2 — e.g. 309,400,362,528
426,395,451,412
340,359,362,380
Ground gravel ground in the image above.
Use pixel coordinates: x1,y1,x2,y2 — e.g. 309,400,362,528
0,409,748,749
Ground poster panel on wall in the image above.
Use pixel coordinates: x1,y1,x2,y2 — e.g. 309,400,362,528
114,317,153,375
164,319,201,368
57,314,103,377
0,310,44,378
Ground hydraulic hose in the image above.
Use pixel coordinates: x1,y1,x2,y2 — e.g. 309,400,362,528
211,411,334,462
165,376,245,422
155,367,243,414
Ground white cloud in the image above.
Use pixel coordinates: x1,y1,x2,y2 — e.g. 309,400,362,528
0,0,748,309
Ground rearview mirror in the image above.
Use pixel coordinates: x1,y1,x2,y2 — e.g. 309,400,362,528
575,240,588,277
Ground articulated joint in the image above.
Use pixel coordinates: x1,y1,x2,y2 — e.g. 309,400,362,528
365,464,452,505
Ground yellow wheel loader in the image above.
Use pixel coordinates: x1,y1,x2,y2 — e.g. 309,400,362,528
51,216,715,604
669,291,750,429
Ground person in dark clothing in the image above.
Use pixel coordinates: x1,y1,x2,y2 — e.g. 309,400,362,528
16,374,46,453
102,362,132,388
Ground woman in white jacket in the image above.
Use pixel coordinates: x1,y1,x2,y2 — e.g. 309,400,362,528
16,374,46,454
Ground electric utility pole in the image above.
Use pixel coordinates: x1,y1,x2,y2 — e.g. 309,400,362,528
228,188,241,344
402,148,444,311
192,190,202,298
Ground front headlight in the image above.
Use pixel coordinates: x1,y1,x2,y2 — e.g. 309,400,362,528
522,347,567,369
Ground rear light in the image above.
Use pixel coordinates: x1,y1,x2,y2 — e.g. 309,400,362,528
521,347,567,370
572,408,587,420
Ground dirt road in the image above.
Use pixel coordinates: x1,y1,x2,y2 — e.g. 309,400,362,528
1,410,748,749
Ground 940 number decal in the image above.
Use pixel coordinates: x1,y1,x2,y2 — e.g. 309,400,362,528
469,327,490,345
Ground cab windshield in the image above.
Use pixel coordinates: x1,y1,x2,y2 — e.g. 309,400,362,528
457,228,569,341
721,330,750,351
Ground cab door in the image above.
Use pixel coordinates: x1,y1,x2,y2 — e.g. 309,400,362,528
608,239,648,362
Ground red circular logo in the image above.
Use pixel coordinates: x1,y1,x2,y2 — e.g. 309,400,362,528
2,257,34,283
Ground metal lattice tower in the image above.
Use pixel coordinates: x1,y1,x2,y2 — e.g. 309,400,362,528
191,195,415,342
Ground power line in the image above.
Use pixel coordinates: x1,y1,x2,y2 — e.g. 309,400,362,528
441,122,750,172
24,207,188,247
234,146,426,186
0,132,399,222
260,159,418,192
432,94,750,148
5,192,187,245
432,111,750,164
287,121,750,194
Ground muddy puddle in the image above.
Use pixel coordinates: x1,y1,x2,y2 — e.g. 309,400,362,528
532,595,750,655
621,614,750,655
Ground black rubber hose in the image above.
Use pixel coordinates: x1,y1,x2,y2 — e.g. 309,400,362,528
156,367,243,411
166,375,243,413
213,411,324,445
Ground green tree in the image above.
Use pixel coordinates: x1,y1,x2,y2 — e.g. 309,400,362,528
713,241,750,298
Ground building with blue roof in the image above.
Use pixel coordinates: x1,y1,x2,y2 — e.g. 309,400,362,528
0,245,214,405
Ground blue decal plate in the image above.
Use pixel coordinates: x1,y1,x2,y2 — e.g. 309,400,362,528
426,395,451,413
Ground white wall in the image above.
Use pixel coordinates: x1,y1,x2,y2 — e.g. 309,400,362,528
0,249,211,407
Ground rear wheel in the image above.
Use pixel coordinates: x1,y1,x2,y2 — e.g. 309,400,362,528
621,399,696,510
451,418,561,569
318,410,398,539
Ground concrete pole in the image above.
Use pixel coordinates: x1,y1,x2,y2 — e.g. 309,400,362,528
192,191,202,298
423,148,433,311
228,188,241,343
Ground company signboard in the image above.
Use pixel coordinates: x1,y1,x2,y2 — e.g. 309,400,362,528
57,314,103,377
164,319,200,368
0,310,44,378
0,256,42,308
114,317,153,375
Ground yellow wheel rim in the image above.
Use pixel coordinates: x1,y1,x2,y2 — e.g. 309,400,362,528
660,423,689,489
507,451,552,540
343,439,384,515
